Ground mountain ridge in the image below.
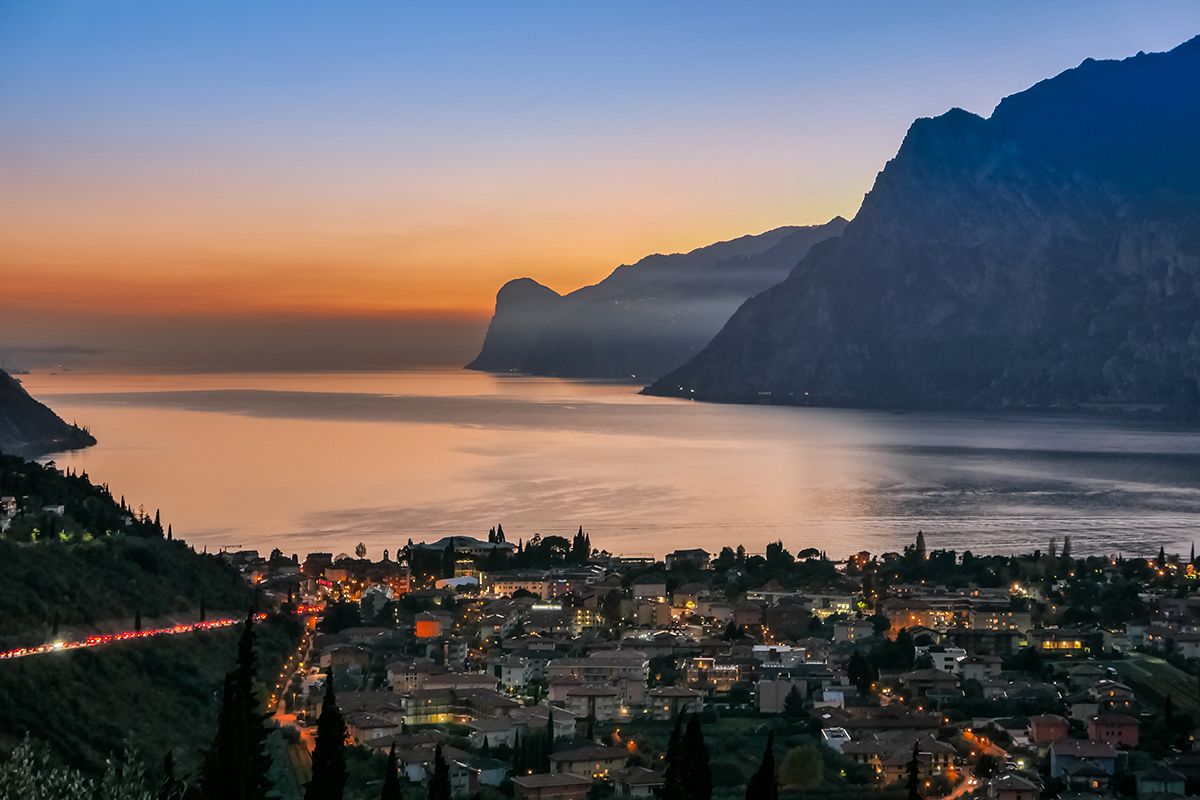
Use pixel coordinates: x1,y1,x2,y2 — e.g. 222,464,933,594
0,369,96,456
466,217,848,380
644,36,1200,412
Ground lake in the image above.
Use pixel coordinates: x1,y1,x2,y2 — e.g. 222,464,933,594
23,368,1200,561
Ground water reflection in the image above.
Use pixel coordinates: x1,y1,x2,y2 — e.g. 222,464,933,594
26,369,1200,560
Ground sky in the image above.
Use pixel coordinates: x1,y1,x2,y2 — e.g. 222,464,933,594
2,1,1199,370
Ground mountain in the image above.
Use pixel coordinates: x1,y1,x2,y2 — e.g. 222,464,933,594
645,37,1200,412
0,369,96,455
466,218,848,380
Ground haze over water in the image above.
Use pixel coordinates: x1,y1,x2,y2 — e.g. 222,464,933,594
21,369,1200,561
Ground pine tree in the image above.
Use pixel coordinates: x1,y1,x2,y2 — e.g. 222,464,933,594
306,672,348,800
683,714,712,800
745,731,777,800
782,685,806,719
428,744,451,800
380,743,403,800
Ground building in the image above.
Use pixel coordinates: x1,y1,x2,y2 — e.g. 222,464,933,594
756,678,806,714
915,645,967,673
647,687,704,720
956,655,1003,684
989,772,1040,800
513,773,592,800
563,685,622,721
833,620,875,643
1027,714,1069,748
549,745,630,779
665,549,710,571
613,767,664,798
1087,711,1139,746
1049,739,1117,778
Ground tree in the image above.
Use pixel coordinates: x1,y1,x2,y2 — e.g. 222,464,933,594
906,742,920,800
661,716,686,800
380,743,402,800
202,614,273,800
915,531,926,561
1062,536,1072,559
1160,546,1168,569
779,744,822,789
134,610,142,633
781,686,806,719
683,714,712,800
895,628,915,670
306,673,347,800
745,731,777,800
428,744,451,800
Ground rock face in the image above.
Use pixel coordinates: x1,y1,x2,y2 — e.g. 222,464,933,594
646,37,1200,411
466,218,847,380
0,370,96,456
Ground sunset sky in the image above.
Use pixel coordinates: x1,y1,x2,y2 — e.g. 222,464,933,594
3,1,1199,369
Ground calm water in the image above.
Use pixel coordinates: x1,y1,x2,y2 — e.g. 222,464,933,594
23,369,1200,561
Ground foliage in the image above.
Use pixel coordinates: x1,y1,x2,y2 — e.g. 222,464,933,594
778,744,822,789
744,731,777,800
0,536,253,650
428,745,450,800
0,613,301,778
200,615,274,800
0,737,169,800
306,676,348,800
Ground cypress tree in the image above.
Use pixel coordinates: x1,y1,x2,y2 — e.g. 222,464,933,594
167,524,173,541
512,729,523,773
1160,545,1168,568
380,743,402,800
543,706,555,770
200,612,272,800
156,750,182,800
306,671,348,800
906,742,920,800
661,715,687,800
134,610,142,633
683,714,712,800
745,731,777,800
428,744,451,800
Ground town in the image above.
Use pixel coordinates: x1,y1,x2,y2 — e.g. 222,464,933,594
219,529,1200,800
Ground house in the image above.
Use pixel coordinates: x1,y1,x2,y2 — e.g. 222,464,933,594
343,711,401,744
1136,766,1185,798
820,728,851,754
1060,762,1110,792
833,620,875,643
466,706,578,749
1066,664,1108,691
563,686,622,722
1029,628,1103,656
665,549,710,571
632,582,667,602
1027,714,1069,748
899,668,958,697
1088,711,1139,746
647,687,704,720
957,655,1003,684
549,745,630,778
1049,739,1117,778
319,644,370,673
513,773,592,800
757,678,806,714
916,645,967,673
613,767,664,798
989,771,1040,800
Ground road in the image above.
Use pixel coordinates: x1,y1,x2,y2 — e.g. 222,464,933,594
0,615,266,660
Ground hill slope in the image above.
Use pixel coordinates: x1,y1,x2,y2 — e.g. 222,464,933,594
645,37,1200,411
466,218,847,380
0,370,95,455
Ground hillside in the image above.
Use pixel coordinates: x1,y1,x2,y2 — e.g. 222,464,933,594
0,452,254,649
0,369,95,456
645,37,1200,411
467,218,847,380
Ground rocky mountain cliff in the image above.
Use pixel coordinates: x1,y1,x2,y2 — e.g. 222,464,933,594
0,370,96,456
645,37,1200,412
466,218,847,380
